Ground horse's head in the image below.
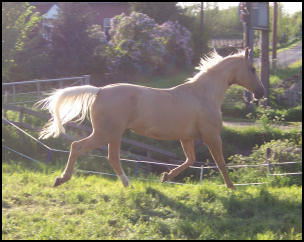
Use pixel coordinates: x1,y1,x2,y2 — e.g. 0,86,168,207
234,48,265,99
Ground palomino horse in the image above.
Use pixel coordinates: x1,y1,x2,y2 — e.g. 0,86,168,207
36,48,264,189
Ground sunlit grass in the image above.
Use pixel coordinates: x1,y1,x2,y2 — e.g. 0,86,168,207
2,161,302,240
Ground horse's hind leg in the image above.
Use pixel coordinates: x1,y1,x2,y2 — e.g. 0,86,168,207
108,138,131,188
160,139,195,182
54,132,105,187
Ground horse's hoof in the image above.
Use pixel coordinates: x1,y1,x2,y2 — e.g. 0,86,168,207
160,172,169,183
53,176,65,187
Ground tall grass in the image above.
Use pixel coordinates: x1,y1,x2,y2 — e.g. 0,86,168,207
2,160,302,240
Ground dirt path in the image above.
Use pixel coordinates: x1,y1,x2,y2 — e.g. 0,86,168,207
276,41,302,67
254,40,302,68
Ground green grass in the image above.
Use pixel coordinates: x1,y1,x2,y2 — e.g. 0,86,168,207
2,161,302,240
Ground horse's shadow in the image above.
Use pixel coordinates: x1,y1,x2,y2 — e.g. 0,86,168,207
132,186,214,222
130,186,301,236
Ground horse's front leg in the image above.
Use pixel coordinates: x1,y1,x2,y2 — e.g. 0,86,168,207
204,134,235,189
108,138,132,188
160,139,195,182
54,133,104,187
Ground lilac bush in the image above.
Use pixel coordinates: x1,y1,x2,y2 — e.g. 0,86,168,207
105,11,193,80
87,25,107,45
106,12,166,76
159,20,193,67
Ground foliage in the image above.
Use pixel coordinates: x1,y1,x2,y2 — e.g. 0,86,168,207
129,2,200,63
222,85,250,118
228,139,302,186
2,2,302,84
206,4,242,39
255,106,286,130
221,125,301,152
284,105,302,122
272,4,302,44
86,25,108,82
129,2,181,24
249,105,302,125
106,11,165,79
160,20,193,68
106,12,193,81
50,3,106,77
183,3,242,40
2,2,42,82
229,139,301,166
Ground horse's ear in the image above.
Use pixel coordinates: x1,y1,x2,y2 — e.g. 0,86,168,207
245,47,250,59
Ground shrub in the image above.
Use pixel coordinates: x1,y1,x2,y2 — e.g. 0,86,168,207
159,20,193,70
222,86,251,118
221,125,301,151
284,105,302,122
228,139,302,185
229,139,302,165
106,11,193,81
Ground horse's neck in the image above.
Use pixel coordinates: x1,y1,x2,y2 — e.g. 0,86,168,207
189,58,238,108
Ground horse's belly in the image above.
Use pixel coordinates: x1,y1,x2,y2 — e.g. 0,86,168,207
129,118,198,140
129,94,199,140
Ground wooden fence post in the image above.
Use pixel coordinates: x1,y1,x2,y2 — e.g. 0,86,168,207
134,161,140,177
3,91,9,117
266,147,272,174
19,107,24,123
83,75,90,85
12,85,16,104
200,165,204,185
36,82,41,98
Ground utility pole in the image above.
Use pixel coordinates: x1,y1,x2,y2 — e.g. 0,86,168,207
260,2,270,105
200,2,204,57
240,2,254,108
246,2,254,63
241,2,270,105
272,2,278,72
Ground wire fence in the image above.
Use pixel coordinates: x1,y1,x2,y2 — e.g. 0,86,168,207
2,117,302,187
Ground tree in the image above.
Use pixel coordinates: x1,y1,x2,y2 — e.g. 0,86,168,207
50,2,102,76
129,2,181,24
2,2,42,81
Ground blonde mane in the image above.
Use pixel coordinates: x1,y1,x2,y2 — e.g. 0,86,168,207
187,49,245,83
196,50,224,72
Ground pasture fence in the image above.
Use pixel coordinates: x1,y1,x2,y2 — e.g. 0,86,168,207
2,75,90,105
3,117,302,187
209,38,259,49
2,103,180,166
2,75,216,167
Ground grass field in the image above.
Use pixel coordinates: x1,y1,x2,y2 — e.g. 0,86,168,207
2,161,302,240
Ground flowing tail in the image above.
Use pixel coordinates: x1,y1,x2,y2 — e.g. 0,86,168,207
35,85,100,139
